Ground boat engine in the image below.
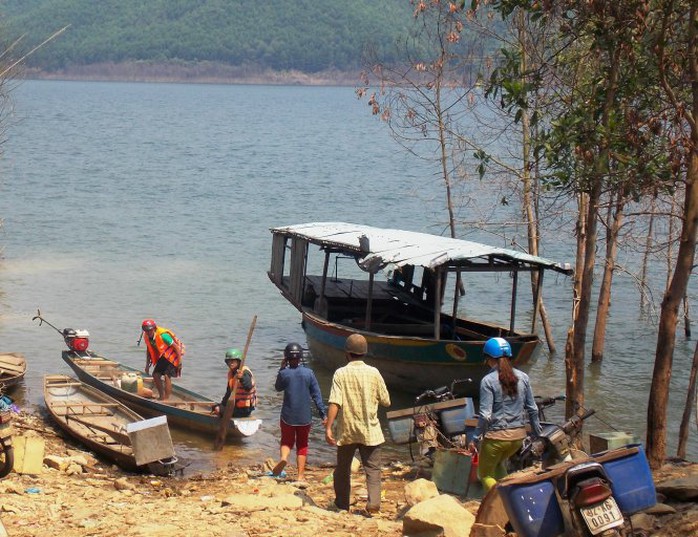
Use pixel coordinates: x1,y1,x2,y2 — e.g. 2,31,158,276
63,328,90,352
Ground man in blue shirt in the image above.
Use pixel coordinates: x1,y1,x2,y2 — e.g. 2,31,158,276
273,342,327,482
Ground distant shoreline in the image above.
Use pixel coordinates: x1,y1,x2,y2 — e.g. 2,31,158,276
22,61,364,87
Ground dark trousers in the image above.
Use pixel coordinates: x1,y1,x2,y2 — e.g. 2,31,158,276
333,443,382,511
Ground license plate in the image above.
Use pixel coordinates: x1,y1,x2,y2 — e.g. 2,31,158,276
580,497,624,535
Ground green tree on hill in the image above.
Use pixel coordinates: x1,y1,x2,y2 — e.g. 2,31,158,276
0,0,420,73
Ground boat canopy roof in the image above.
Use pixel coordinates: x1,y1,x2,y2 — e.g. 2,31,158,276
271,222,573,275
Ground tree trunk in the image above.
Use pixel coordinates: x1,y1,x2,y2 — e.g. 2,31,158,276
592,192,625,363
640,194,657,312
517,11,557,353
568,38,620,411
540,304,556,354
647,154,698,468
566,193,587,418
677,341,698,459
569,181,601,415
647,0,698,470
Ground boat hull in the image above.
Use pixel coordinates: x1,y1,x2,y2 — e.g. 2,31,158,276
302,312,539,396
44,374,143,472
0,352,26,392
62,351,262,440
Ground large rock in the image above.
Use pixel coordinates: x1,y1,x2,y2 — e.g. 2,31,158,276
629,512,656,533
404,478,440,507
656,476,698,501
403,494,475,537
645,502,677,515
43,455,67,471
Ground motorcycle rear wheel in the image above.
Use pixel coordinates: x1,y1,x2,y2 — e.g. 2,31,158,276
0,443,14,478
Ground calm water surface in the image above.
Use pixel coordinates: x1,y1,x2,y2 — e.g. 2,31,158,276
0,80,695,472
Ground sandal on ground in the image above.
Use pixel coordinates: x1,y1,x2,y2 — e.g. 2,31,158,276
271,459,287,476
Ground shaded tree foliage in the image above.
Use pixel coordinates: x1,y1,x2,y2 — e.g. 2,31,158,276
485,0,696,468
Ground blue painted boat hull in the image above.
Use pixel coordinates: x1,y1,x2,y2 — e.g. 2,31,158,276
302,312,539,396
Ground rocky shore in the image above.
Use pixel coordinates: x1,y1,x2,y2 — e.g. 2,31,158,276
1,411,697,536
22,62,362,86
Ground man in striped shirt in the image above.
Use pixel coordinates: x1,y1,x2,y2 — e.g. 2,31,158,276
325,334,391,514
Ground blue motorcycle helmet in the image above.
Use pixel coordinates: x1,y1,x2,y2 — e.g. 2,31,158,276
483,337,512,359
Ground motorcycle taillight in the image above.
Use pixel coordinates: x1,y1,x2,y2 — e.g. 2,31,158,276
572,478,613,507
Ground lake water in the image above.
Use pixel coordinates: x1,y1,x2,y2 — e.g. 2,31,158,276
0,79,695,473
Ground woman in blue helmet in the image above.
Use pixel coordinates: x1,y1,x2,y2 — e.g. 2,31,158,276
469,337,542,492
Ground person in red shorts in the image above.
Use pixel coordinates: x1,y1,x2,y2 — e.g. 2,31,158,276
273,342,326,482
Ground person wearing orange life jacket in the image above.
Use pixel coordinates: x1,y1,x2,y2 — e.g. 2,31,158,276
212,348,256,418
142,319,184,401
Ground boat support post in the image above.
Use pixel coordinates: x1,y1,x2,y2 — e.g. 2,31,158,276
509,267,518,334
365,271,374,331
434,269,442,340
320,250,330,299
451,270,463,339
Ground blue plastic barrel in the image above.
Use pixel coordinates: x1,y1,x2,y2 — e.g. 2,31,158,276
497,478,565,537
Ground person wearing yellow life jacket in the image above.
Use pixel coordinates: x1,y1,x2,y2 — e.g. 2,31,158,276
212,348,256,418
142,319,185,401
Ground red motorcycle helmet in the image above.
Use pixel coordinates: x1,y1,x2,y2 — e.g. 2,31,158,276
141,319,157,332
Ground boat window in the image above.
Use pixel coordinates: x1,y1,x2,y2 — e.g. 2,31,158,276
389,265,415,291
269,234,287,286
440,270,531,333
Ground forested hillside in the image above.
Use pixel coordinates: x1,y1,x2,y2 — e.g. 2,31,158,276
0,0,417,73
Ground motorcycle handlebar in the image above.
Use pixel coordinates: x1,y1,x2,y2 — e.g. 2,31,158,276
561,408,595,434
415,379,474,404
415,384,455,404
433,386,450,397
450,378,472,394
415,390,437,404
578,408,595,421
535,394,566,408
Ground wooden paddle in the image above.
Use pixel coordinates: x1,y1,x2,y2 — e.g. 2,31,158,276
213,315,257,450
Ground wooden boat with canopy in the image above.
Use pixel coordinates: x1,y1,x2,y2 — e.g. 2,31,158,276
268,222,572,396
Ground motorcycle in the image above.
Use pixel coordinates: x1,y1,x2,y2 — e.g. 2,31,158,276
506,394,568,472
408,379,474,458
400,385,562,463
488,408,657,537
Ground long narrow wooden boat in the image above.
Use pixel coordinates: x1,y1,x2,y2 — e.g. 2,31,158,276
44,374,175,473
0,353,27,392
268,222,573,396
62,350,262,440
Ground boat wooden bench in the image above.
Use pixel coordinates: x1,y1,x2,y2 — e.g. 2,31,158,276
62,411,117,418
305,276,396,301
51,402,120,408
46,381,84,388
